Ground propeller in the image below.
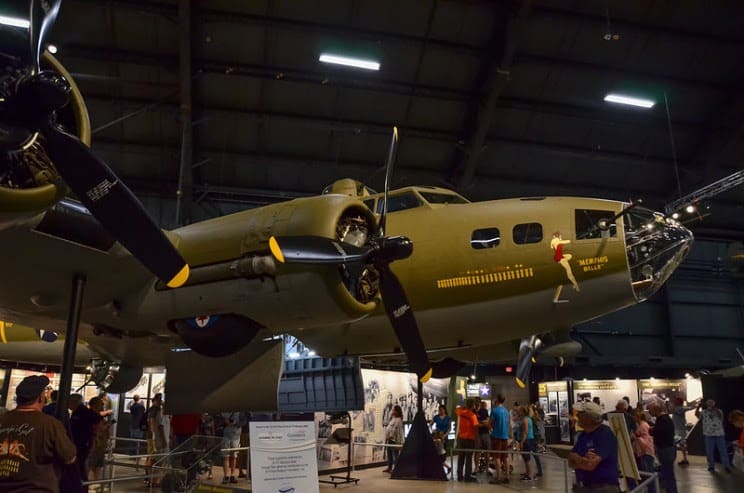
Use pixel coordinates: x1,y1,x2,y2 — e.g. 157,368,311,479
515,335,542,388
29,0,61,74
269,127,433,383
1,0,190,288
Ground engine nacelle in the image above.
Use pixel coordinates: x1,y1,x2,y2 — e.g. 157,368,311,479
0,52,90,229
90,359,143,394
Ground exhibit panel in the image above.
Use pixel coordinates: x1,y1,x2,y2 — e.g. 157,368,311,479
314,368,449,470
538,381,570,443
3,368,100,410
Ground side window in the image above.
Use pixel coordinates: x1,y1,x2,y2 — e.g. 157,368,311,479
513,223,543,244
375,192,422,214
575,209,617,239
363,199,375,211
471,228,501,249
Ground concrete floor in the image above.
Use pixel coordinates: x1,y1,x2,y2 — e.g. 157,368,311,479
98,453,740,493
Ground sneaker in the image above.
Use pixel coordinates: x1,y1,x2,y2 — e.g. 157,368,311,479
221,477,229,485
229,476,238,483
464,476,478,482
725,467,732,474
707,467,715,472
678,460,689,466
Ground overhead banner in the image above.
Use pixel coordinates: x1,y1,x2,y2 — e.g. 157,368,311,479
250,421,319,493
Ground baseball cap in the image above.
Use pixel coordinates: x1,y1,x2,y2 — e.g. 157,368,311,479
16,375,50,401
574,400,602,418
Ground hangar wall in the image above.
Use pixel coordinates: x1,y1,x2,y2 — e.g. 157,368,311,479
573,238,744,371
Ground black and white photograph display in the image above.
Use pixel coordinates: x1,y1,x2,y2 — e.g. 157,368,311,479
314,369,449,469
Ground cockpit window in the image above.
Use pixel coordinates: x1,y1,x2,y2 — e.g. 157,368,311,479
419,192,469,205
576,209,617,239
513,223,543,244
471,228,501,249
375,192,422,214
363,198,375,211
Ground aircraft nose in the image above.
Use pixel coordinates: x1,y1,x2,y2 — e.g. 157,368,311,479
625,209,693,301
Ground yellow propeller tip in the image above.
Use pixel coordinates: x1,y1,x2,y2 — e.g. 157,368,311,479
515,377,526,389
166,264,190,288
269,236,285,263
419,368,433,383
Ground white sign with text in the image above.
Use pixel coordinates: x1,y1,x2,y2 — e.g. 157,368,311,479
249,421,319,493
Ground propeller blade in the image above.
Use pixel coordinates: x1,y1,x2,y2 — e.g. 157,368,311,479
40,122,189,288
515,336,539,388
378,126,398,237
29,0,62,74
268,236,370,265
377,265,431,383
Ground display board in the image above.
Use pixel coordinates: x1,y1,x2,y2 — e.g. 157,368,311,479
315,369,449,469
608,412,640,483
250,420,319,493
538,381,570,442
123,371,166,414
573,379,638,414
4,368,98,410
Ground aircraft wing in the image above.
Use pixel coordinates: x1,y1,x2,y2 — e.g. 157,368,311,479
0,202,164,331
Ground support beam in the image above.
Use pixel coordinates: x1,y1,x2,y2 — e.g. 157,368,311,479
175,0,193,226
453,0,532,191
56,275,86,423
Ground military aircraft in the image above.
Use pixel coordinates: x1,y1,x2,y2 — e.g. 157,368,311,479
0,1,693,402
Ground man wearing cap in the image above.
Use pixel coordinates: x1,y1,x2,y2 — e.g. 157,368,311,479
0,374,76,492
567,401,619,493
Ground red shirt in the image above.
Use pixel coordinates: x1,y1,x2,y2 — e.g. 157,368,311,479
456,407,479,440
170,414,201,436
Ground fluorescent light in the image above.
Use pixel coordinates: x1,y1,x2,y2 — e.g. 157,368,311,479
319,53,380,71
47,44,58,54
0,15,30,28
604,93,655,108
685,205,695,213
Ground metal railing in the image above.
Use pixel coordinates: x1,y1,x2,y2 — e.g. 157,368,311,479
82,434,657,493
628,470,660,493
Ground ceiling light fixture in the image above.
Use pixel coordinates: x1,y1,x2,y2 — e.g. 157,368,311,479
319,53,380,71
0,15,29,28
685,204,696,213
604,93,655,108
47,44,58,54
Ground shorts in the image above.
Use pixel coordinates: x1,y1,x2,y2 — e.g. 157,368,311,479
147,436,166,455
87,449,105,469
491,438,509,452
521,439,537,462
479,433,491,450
222,436,241,457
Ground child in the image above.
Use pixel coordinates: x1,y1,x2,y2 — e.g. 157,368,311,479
433,431,451,476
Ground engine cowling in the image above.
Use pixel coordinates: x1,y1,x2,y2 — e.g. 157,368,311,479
90,359,143,394
0,51,90,228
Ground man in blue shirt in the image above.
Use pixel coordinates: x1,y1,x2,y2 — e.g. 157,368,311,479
489,394,511,484
568,401,619,493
